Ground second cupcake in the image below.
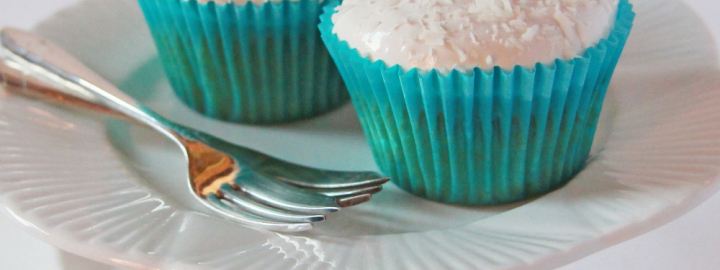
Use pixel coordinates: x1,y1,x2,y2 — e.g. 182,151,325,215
138,0,349,124
321,0,635,205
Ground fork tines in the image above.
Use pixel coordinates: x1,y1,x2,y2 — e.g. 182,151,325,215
205,172,389,232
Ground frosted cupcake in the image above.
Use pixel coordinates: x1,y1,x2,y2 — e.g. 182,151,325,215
138,0,348,124
320,0,635,204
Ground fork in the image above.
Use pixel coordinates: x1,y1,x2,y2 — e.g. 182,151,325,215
0,28,389,232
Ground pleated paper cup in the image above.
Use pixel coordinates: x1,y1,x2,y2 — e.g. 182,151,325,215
138,0,349,124
320,0,635,205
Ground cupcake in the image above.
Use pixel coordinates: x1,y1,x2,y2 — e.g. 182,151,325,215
138,0,349,124
320,0,635,204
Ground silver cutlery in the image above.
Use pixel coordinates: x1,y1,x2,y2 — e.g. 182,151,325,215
0,28,388,232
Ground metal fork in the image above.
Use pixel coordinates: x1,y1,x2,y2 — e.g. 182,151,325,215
0,28,389,232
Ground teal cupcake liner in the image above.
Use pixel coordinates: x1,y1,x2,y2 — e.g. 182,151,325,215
138,0,349,124
320,0,635,205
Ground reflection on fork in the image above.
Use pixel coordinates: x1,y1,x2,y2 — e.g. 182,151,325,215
0,28,389,232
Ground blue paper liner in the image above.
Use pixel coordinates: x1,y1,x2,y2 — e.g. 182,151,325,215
320,0,635,205
138,0,348,124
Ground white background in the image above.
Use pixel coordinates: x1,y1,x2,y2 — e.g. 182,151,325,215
0,0,719,269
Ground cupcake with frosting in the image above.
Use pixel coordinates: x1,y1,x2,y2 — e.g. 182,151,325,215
138,0,348,124
320,0,635,204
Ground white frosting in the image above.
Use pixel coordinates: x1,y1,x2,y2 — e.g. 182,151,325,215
332,0,619,71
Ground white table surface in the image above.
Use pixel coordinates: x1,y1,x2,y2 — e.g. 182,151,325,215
1,1,719,269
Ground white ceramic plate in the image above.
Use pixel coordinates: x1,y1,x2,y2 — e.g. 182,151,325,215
1,0,719,269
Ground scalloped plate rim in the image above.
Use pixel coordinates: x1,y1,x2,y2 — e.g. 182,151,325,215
0,0,718,269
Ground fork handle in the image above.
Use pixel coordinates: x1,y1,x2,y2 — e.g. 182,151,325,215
0,28,178,140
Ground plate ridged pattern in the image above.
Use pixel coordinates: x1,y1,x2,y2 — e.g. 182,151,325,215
0,0,718,269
